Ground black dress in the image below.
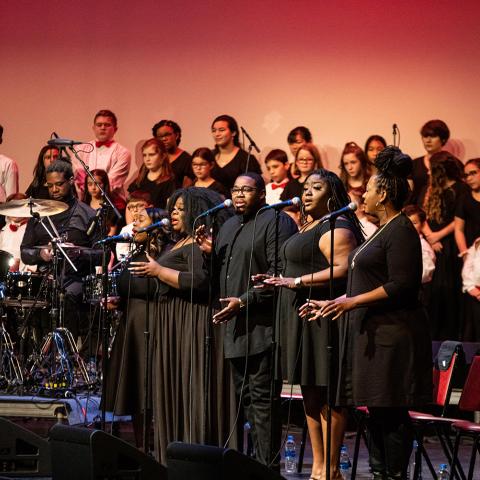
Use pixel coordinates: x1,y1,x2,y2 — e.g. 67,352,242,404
211,149,262,193
128,177,176,209
193,180,229,199
278,219,355,386
455,191,480,248
171,151,193,189
153,243,236,464
103,251,160,416
410,156,429,206
337,214,432,407
427,181,469,340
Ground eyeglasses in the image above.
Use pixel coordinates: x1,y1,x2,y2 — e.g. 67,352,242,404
45,180,68,188
231,186,257,195
465,170,479,178
127,202,147,211
297,157,315,163
192,162,210,169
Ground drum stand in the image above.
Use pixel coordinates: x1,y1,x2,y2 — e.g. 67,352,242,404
27,212,91,392
0,311,24,389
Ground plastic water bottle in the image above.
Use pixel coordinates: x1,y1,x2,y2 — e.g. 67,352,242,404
438,463,449,479
339,444,351,479
284,434,297,474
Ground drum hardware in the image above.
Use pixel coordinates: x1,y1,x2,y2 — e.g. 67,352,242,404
0,312,24,389
0,198,68,218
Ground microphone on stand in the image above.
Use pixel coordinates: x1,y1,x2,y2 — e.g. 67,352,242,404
319,202,357,222
47,137,85,147
240,126,261,153
261,197,301,210
135,218,171,234
196,199,233,219
87,208,102,236
392,123,398,135
94,232,133,245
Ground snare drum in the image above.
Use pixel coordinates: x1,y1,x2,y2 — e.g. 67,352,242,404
83,272,120,304
5,271,51,308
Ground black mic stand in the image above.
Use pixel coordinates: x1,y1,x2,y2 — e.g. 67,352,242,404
142,232,153,454
325,216,337,480
241,128,260,174
269,208,281,465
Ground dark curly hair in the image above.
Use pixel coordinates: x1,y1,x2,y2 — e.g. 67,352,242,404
167,187,232,237
374,146,412,211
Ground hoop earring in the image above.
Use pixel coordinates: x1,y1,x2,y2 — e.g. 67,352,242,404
327,197,334,213
300,202,307,225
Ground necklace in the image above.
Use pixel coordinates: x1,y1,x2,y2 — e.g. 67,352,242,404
351,212,401,269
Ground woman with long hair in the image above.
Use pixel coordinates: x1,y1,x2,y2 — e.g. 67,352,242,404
260,169,363,479
364,135,386,173
210,114,262,192
129,187,236,463
129,138,175,209
423,151,468,340
25,145,59,199
303,147,432,479
339,142,371,197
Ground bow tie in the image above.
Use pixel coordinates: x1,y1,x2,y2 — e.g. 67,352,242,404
271,181,289,190
9,221,27,232
95,140,114,148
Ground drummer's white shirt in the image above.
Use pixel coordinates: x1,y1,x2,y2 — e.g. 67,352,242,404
0,154,19,203
0,220,35,271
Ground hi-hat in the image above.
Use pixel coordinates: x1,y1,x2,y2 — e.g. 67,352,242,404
0,198,68,217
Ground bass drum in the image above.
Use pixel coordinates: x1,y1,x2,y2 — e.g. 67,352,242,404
83,271,121,304
5,271,51,308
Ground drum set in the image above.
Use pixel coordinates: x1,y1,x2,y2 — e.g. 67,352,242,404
0,198,121,395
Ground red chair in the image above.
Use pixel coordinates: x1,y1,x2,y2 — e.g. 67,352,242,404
449,355,480,480
409,344,466,479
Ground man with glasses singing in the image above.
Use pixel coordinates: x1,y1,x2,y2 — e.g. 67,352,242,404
21,160,102,342
211,172,297,468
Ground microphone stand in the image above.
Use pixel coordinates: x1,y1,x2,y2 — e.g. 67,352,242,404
325,216,337,480
269,208,280,465
241,128,260,174
142,233,153,454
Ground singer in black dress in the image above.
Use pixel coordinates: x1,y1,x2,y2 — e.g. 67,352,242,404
103,207,169,447
129,187,236,464
305,148,432,479
264,169,363,480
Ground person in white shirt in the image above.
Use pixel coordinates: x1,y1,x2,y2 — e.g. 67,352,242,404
73,109,131,202
116,191,153,263
404,205,436,284
264,149,291,205
461,237,480,340
0,124,19,203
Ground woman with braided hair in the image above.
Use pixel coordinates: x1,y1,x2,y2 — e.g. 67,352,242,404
258,168,363,480
302,147,432,479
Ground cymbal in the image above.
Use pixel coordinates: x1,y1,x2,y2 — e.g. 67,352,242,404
33,243,94,251
0,198,68,217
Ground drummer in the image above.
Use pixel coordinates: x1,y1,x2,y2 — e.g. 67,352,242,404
20,160,103,341
0,193,34,272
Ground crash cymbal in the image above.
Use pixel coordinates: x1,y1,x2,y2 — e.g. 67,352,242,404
0,198,68,218
33,243,94,251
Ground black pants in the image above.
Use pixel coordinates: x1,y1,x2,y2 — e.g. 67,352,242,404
367,407,414,479
230,350,281,468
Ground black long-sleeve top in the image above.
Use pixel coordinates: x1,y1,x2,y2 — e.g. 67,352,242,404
215,207,298,358
21,197,102,278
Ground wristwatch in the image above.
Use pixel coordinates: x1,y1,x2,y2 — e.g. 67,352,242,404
294,277,303,288
238,297,246,310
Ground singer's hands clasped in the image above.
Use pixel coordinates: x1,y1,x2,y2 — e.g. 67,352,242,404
299,296,356,321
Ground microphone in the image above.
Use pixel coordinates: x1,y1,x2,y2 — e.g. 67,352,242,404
320,202,357,222
196,199,233,219
392,123,398,135
262,197,301,210
86,208,102,236
47,137,85,147
240,127,261,153
136,218,171,234
94,232,133,245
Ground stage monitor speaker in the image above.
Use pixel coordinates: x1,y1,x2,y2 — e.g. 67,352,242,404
49,423,167,480
167,442,286,480
0,416,51,477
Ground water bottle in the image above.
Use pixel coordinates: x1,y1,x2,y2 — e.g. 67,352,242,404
339,444,351,479
438,463,449,479
284,434,297,474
